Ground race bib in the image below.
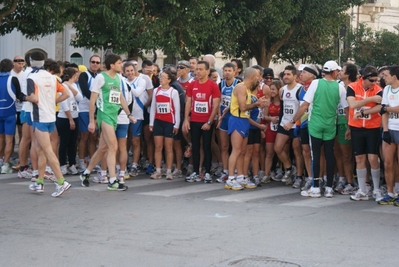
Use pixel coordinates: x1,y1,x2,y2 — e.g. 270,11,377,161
221,95,231,108
270,122,278,131
194,101,208,113
109,90,120,104
389,112,399,119
284,103,295,115
70,101,78,112
337,104,345,116
157,102,171,114
357,107,370,120
257,108,264,119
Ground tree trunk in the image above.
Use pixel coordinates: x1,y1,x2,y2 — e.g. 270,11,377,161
127,48,140,60
0,0,18,22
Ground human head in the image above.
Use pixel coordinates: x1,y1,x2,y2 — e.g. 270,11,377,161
300,64,319,83
262,68,274,85
202,54,216,68
30,51,45,68
123,62,136,81
0,59,13,72
231,59,243,76
177,60,190,78
189,57,198,73
160,68,176,86
340,63,358,83
322,60,341,79
104,53,122,71
283,65,297,85
44,59,60,74
361,65,379,89
244,67,261,91
153,63,160,76
209,68,218,83
270,79,283,100
62,67,79,82
141,59,153,76
223,62,236,80
89,55,101,72
384,65,399,86
12,55,25,73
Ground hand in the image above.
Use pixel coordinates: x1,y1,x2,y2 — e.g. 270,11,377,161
283,121,293,131
353,111,361,120
69,119,75,130
373,95,382,103
88,121,96,133
201,123,211,131
182,120,190,134
26,94,38,104
345,129,351,140
259,124,266,131
271,116,279,124
173,127,179,135
149,126,153,132
382,131,391,144
257,96,268,108
129,115,137,124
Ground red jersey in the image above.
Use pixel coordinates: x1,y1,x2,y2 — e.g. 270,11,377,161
267,101,280,132
186,79,220,123
178,77,194,91
154,87,177,124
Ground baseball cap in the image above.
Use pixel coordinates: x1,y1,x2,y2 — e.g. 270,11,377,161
78,65,87,72
262,68,274,78
323,60,341,72
177,60,190,68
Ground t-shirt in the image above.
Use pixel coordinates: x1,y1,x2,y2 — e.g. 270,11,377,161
126,74,149,120
11,69,24,112
186,79,220,123
27,70,65,123
58,83,83,119
382,85,399,131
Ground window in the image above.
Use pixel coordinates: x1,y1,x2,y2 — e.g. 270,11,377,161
70,52,83,65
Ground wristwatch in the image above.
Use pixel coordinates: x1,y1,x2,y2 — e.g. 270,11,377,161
207,120,212,125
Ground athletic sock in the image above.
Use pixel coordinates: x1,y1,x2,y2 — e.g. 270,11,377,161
57,177,65,186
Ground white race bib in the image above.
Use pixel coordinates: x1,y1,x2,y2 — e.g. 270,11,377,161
70,101,78,112
109,90,121,104
284,103,295,115
221,95,231,108
194,101,208,113
357,107,370,120
389,112,399,119
257,108,263,119
270,122,278,132
157,102,171,114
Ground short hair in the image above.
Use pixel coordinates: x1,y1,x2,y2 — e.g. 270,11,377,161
284,65,297,75
361,65,378,79
44,59,60,74
30,51,45,61
251,64,263,74
231,59,243,74
162,69,176,83
389,65,399,80
104,54,121,70
343,63,358,82
243,67,258,79
223,62,236,70
65,62,78,69
0,59,13,72
142,59,153,69
89,55,101,62
123,62,135,73
189,56,199,62
165,65,178,76
197,60,210,70
62,67,78,82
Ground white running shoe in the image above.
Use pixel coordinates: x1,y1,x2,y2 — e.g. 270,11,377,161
1,163,12,174
51,181,71,197
60,165,68,175
350,189,369,201
29,182,44,193
324,187,334,198
68,165,79,175
301,186,321,198
373,189,383,202
225,179,244,190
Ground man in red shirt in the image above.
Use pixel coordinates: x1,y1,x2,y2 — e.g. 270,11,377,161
183,61,220,183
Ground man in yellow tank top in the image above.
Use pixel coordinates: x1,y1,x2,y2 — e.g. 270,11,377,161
225,68,268,190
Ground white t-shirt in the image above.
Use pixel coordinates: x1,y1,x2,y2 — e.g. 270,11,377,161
126,74,150,120
58,83,83,119
117,77,133,125
11,69,24,112
382,85,399,131
21,67,32,113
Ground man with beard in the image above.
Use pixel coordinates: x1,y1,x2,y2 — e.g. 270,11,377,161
225,67,267,190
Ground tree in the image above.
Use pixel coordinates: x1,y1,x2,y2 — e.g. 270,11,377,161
341,24,399,67
0,0,76,38
219,0,365,67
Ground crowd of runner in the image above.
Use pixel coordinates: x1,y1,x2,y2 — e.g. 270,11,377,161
0,51,398,206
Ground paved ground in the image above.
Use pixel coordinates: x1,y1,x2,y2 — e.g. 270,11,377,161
0,171,396,267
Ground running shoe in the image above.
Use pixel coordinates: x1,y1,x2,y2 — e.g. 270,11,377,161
216,172,228,183
324,187,334,198
60,165,68,175
51,181,71,197
18,167,33,179
373,189,383,202
92,172,108,184
166,172,173,180
80,172,90,187
261,175,271,184
237,177,256,189
29,182,44,193
1,163,13,174
146,164,154,175
350,189,369,201
301,186,321,198
225,179,244,190
107,180,128,191
150,172,162,179
282,166,296,183
129,166,138,177
172,169,182,179
204,173,212,183
68,165,79,175
292,177,302,189
78,161,87,173
340,184,356,195
378,194,396,205
301,178,312,191
185,172,201,183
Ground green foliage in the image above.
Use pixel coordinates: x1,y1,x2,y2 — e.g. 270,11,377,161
341,23,399,67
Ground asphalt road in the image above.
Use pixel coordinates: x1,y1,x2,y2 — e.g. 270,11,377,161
0,171,396,267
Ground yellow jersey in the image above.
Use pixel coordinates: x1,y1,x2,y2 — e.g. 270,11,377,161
230,84,251,118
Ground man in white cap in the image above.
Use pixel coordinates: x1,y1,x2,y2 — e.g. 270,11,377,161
284,60,348,198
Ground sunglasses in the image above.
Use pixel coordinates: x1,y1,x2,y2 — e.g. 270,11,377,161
368,78,378,83
13,59,24,63
91,61,101,64
177,66,186,69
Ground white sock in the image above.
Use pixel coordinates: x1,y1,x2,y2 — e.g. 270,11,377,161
167,169,172,174
156,168,161,173
356,168,367,193
223,169,228,174
371,168,380,190
109,177,116,184
101,170,107,177
228,176,235,181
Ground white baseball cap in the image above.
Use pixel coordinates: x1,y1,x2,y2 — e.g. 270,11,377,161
323,60,341,72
